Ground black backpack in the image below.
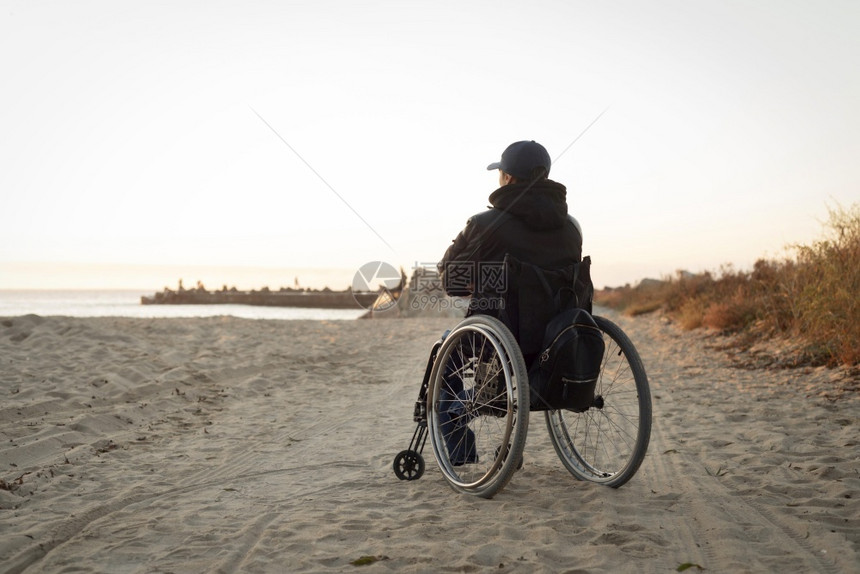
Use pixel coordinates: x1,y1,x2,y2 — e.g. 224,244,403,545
499,255,604,412
498,255,605,412
528,307,604,411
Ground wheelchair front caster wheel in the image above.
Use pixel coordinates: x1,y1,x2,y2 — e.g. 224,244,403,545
393,449,425,481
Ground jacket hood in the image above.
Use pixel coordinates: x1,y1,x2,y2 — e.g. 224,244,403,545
488,179,569,230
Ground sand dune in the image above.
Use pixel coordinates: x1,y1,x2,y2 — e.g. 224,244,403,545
0,310,857,572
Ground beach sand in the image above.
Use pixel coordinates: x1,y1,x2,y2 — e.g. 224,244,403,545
0,309,857,573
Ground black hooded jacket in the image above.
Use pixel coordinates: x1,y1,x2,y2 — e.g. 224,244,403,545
439,178,583,297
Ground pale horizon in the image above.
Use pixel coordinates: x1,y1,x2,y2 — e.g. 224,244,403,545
2,2,858,294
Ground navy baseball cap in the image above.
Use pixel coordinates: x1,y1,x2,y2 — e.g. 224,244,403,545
486,140,551,180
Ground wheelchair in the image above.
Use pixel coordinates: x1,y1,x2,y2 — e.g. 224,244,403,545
392,273,652,498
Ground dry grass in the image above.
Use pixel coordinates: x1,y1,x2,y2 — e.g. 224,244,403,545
596,202,860,367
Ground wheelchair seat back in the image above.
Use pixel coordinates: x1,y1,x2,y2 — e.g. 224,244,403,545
491,254,594,362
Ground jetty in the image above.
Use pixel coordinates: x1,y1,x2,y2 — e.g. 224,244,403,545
141,282,378,309
140,268,471,317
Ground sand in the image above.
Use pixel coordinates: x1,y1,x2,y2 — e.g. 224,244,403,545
0,309,857,573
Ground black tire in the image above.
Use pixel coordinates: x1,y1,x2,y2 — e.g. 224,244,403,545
545,315,652,487
426,315,529,498
393,449,425,481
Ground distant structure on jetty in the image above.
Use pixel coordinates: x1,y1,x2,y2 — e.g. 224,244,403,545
360,265,467,319
141,280,378,310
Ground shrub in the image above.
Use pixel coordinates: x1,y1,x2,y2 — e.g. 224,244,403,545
595,202,860,367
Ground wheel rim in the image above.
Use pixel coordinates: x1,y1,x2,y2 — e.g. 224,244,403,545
546,316,650,485
427,323,521,491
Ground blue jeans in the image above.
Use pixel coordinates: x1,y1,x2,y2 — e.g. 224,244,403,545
438,356,477,465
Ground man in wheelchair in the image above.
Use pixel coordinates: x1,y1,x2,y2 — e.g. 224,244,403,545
393,140,649,497
436,140,585,465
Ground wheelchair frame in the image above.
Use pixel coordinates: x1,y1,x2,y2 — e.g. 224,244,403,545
393,313,652,498
390,332,444,482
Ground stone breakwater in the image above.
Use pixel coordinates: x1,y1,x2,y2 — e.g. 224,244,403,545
141,288,377,309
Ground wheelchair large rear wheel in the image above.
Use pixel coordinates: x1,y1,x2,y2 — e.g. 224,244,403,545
426,315,529,498
546,315,651,487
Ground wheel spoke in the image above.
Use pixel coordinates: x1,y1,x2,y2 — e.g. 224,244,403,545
546,315,651,487
426,316,529,498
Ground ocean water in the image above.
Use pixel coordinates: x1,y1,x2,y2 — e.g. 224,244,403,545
0,290,367,320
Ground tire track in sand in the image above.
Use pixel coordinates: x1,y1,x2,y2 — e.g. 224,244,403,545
632,321,849,573
4,365,372,573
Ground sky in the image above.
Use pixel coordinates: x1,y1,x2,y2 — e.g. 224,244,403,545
1,0,858,290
